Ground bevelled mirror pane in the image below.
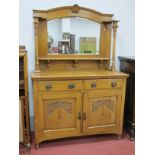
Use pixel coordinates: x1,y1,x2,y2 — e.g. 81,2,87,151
47,17,100,55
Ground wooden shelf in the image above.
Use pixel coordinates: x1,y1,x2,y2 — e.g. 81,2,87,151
38,57,110,61
38,57,110,68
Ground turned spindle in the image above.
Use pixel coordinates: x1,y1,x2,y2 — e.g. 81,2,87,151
111,20,119,71
34,18,40,72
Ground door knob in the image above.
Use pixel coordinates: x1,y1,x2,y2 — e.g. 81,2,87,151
91,83,97,88
45,83,52,90
111,81,117,87
68,83,75,89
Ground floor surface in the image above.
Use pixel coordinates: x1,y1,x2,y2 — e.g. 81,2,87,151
19,131,135,155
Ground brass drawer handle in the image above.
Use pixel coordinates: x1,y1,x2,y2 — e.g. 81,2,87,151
83,113,87,120
45,84,52,90
111,81,117,87
68,83,75,89
77,112,81,120
91,83,97,88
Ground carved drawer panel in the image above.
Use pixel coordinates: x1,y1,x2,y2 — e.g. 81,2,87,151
84,79,122,90
38,80,82,92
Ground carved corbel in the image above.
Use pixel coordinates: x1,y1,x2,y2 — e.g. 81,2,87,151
73,60,78,68
47,60,51,68
98,60,104,68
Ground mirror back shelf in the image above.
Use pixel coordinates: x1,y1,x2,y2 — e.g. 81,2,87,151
33,5,118,71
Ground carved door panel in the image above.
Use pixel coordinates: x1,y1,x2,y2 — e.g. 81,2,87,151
38,92,81,140
83,89,122,134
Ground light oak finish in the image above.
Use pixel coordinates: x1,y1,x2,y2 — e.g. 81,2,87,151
33,4,115,70
33,5,113,22
38,57,110,61
84,79,122,90
31,4,128,148
32,70,128,80
38,92,81,141
38,80,82,91
83,89,122,134
32,77,127,147
34,18,40,72
112,21,119,71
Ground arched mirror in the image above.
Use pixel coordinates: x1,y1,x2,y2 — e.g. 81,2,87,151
47,17,100,55
33,5,114,60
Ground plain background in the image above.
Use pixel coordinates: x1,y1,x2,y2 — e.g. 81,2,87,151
19,0,135,130
0,0,155,155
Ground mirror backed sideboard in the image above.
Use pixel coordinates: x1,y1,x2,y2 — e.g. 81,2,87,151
31,4,128,148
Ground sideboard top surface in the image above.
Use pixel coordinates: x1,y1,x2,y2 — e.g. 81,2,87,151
31,70,128,80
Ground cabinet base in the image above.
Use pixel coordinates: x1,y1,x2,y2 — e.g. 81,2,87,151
35,133,124,149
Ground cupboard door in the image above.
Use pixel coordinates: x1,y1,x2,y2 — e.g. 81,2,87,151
83,89,123,134
38,92,81,140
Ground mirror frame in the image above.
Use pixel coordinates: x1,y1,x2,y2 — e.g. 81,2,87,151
33,4,113,59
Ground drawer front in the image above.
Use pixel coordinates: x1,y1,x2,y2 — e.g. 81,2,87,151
84,79,122,90
38,80,82,92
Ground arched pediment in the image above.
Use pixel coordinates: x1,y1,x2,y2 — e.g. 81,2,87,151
33,4,113,23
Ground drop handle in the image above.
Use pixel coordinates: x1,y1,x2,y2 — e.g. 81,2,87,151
45,84,52,90
83,113,87,120
111,81,117,87
68,83,75,89
91,83,97,88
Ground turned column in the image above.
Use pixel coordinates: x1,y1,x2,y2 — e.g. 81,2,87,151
34,18,40,72
111,20,119,71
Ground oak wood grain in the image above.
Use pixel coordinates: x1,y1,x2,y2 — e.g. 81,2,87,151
31,5,128,147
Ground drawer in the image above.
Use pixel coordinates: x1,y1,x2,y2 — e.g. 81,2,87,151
38,80,82,91
84,79,123,90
